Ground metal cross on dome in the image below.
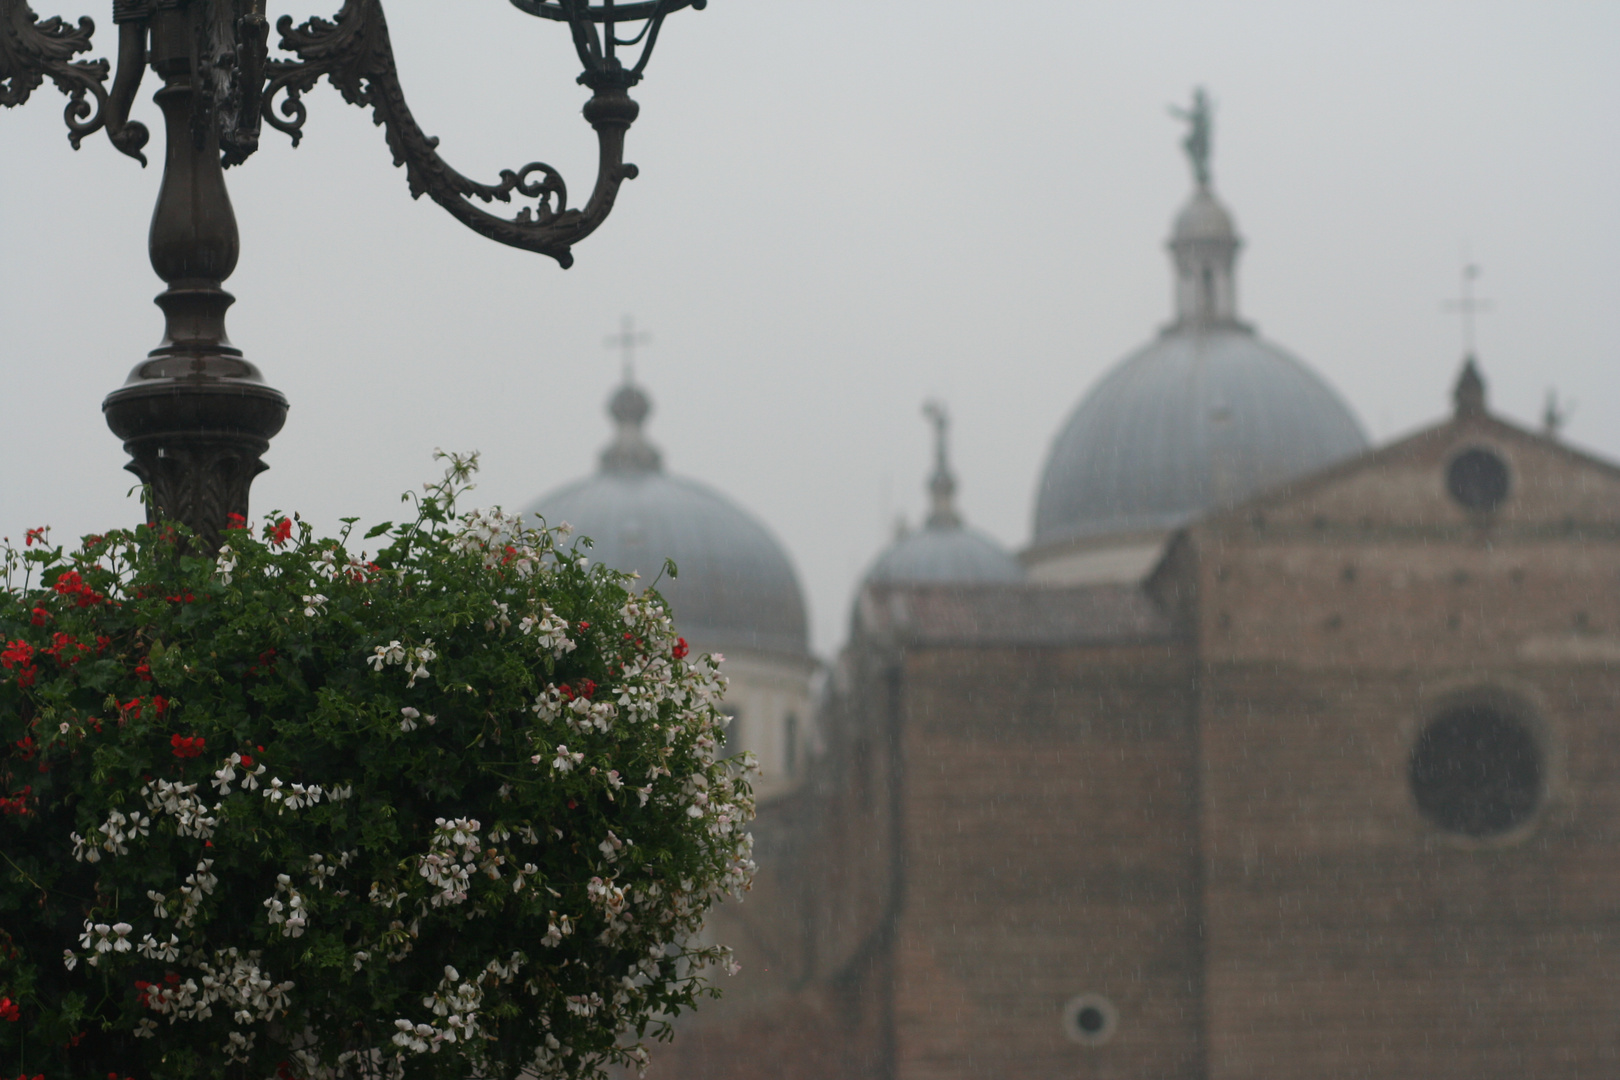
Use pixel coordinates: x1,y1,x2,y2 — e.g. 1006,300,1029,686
605,315,651,381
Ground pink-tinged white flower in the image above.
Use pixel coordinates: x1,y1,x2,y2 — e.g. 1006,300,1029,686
368,640,406,671
552,745,583,773
262,777,323,813
541,912,574,947
400,706,421,732
137,932,180,961
302,593,328,617
486,600,512,632
597,830,626,862
265,873,309,937
80,921,120,954
215,543,238,583
224,1030,255,1064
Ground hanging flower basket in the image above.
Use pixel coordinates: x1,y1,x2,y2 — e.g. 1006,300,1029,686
0,454,754,1080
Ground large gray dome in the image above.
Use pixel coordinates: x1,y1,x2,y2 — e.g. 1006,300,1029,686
1033,153,1367,548
1033,328,1368,546
526,382,809,659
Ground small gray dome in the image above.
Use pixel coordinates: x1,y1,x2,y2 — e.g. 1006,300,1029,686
1033,326,1367,546
866,402,1023,586
867,526,1022,585
526,383,809,659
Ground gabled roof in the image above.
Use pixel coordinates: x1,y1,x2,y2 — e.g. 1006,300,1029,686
1187,363,1620,538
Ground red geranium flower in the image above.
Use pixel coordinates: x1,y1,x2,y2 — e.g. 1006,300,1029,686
0,786,33,816
45,632,85,666
52,569,105,608
270,517,293,546
29,607,47,627
170,733,204,759
673,637,690,659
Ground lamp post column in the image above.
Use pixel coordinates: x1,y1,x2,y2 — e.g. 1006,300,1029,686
101,6,287,552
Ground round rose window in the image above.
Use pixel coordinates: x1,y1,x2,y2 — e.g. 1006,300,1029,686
1410,705,1541,837
1446,447,1510,512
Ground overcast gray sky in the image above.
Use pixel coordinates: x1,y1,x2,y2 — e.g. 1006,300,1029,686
3,1,1618,657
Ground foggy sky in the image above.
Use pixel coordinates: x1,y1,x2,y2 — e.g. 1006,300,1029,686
2,1,1617,658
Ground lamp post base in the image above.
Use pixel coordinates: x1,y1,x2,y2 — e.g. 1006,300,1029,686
103,379,288,551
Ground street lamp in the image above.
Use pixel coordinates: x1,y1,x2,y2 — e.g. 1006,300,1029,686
1,0,700,548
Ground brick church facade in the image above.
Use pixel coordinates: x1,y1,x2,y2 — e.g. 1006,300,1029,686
655,364,1620,1079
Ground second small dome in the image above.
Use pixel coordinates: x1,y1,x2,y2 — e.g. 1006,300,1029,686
866,403,1022,586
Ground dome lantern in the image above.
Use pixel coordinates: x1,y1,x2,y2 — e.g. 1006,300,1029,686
601,382,662,473
1166,88,1243,331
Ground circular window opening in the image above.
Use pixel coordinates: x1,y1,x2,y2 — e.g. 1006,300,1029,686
1410,705,1542,837
1062,994,1117,1047
1446,448,1510,512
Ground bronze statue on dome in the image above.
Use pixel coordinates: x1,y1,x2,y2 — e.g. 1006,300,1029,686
1170,87,1213,189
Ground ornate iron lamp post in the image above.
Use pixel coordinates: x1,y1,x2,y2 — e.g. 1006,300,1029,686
1,0,698,548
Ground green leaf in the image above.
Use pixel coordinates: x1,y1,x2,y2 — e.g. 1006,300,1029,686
364,522,394,539
663,557,679,580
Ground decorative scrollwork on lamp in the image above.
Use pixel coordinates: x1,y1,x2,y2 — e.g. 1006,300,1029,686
0,0,701,549
0,5,126,151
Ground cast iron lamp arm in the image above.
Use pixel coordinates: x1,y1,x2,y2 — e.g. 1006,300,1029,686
0,1,150,162
0,5,108,147
262,0,657,268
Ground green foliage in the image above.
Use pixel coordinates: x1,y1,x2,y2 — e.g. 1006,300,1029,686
0,454,754,1080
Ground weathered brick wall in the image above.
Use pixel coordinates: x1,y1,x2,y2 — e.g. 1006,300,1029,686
891,642,1203,1080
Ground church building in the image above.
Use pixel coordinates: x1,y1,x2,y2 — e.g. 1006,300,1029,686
642,101,1620,1079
